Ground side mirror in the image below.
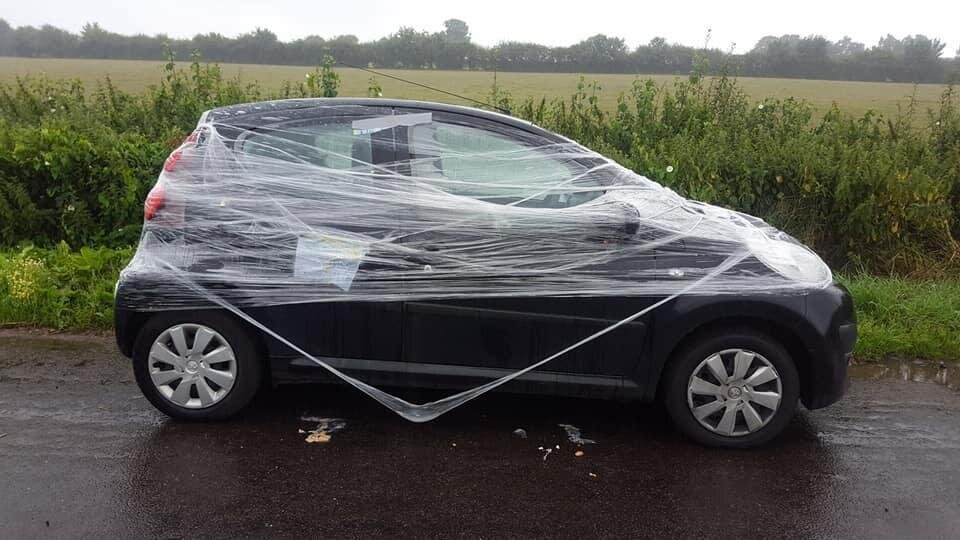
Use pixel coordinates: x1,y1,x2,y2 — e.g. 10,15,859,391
612,201,641,238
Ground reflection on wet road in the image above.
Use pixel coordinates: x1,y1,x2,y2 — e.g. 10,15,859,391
1,330,959,537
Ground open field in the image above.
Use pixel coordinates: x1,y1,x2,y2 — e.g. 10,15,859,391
0,56,949,119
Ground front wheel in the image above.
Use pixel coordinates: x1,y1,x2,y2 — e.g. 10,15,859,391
132,311,263,420
662,328,800,448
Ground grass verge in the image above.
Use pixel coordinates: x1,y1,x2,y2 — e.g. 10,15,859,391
839,275,960,361
0,244,133,330
1,246,957,361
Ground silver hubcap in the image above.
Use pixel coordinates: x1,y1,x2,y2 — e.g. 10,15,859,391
148,324,237,409
686,348,783,437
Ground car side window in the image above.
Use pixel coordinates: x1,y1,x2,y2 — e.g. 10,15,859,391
239,118,376,169
405,118,603,208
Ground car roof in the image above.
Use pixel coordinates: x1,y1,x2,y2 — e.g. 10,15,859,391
202,98,562,141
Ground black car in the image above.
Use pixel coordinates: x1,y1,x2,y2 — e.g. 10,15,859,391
115,98,856,448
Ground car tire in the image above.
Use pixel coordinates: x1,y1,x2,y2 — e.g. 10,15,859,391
132,311,262,420
662,328,800,448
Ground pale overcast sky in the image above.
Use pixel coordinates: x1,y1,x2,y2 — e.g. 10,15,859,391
3,0,959,56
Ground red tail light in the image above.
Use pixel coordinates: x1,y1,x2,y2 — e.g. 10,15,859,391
144,184,165,220
163,149,183,172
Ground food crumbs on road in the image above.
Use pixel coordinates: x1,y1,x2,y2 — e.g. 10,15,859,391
300,416,346,444
305,431,331,443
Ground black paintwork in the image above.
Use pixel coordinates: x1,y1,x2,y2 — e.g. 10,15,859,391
115,98,857,410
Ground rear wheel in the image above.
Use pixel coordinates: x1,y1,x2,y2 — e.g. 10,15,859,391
662,328,799,448
133,311,262,420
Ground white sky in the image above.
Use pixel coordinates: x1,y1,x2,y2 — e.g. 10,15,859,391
3,0,959,57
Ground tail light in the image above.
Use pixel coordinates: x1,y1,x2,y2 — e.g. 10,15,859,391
163,149,183,172
163,128,202,172
144,183,165,220
150,128,202,221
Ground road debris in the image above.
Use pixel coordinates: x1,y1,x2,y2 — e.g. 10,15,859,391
589,472,598,478
300,416,346,444
558,424,596,445
0,433,7,439
513,428,528,439
575,450,585,457
305,431,330,443
538,446,553,461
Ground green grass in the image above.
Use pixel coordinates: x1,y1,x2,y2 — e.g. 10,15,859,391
1,246,957,361
840,275,960,361
0,244,133,330
0,56,949,120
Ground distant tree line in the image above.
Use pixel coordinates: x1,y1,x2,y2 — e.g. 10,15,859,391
1,18,957,83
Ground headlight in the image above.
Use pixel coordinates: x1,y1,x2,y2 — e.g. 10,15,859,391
745,235,832,287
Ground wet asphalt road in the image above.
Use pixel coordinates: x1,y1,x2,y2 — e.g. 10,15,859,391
1,330,959,538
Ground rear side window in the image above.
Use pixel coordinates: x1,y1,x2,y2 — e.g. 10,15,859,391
406,120,602,208
239,119,375,169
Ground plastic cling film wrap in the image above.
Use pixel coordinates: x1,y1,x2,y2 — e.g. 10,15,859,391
120,99,834,421
164,248,747,422
121,101,832,309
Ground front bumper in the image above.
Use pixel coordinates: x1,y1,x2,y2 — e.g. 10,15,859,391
802,282,857,410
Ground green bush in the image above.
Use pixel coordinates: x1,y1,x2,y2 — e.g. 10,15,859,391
508,75,960,276
0,55,957,277
0,51,339,248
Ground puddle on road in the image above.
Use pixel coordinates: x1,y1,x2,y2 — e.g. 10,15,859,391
850,359,960,392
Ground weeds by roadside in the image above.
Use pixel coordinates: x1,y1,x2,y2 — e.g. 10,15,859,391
0,244,132,329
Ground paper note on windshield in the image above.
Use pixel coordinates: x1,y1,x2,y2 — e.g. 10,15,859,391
294,234,368,291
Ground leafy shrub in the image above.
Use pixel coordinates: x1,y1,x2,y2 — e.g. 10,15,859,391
508,75,960,276
0,56,958,277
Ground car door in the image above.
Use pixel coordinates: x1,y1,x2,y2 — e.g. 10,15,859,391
392,108,656,389
235,105,406,364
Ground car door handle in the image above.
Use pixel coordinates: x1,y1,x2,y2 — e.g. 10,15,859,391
403,244,443,268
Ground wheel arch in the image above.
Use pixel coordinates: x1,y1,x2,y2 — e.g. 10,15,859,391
644,299,820,406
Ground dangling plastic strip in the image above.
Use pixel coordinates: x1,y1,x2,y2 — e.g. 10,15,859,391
160,250,748,422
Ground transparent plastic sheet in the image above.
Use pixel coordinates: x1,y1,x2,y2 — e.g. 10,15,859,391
121,100,834,422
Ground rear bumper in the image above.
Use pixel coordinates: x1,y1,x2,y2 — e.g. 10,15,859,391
114,306,138,358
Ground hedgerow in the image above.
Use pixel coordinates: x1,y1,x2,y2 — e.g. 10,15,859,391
0,54,958,276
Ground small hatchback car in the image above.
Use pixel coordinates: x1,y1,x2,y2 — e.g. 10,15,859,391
115,98,856,448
